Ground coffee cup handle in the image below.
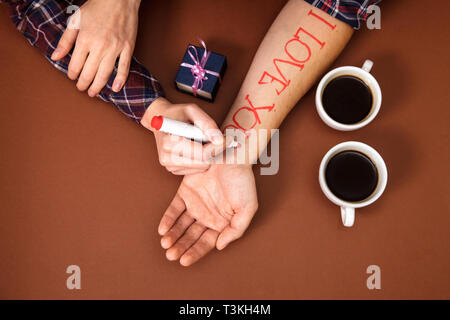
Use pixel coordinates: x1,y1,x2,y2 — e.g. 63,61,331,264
362,59,373,73
341,207,355,227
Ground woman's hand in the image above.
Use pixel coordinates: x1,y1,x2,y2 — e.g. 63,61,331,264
141,98,225,175
51,0,141,96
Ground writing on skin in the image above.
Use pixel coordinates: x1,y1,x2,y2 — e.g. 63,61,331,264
224,9,337,133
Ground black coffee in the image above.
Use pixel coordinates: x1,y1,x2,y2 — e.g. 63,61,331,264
325,151,378,202
322,75,373,124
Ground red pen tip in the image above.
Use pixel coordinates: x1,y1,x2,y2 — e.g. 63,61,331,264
151,116,163,130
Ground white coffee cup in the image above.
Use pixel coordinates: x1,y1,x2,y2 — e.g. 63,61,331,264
315,60,382,131
319,141,388,227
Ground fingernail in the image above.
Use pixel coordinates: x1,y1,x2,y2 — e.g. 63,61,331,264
158,226,165,236
51,47,61,60
88,90,96,97
161,238,170,249
112,80,122,92
166,250,176,261
180,257,190,267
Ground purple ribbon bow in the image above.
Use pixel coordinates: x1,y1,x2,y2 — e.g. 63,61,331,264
180,39,221,96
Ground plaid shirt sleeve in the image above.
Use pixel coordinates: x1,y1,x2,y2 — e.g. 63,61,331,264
1,0,164,123
303,0,382,30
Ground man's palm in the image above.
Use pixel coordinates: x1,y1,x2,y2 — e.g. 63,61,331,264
158,164,258,266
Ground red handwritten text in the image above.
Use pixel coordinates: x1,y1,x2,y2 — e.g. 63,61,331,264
226,9,336,134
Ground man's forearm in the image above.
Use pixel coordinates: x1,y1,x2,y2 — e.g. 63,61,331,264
222,0,354,162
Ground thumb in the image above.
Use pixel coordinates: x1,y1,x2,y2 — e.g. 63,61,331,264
184,104,224,145
216,226,240,251
216,204,257,250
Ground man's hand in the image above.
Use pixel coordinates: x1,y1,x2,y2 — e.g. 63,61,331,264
141,98,225,175
51,0,141,96
158,164,258,266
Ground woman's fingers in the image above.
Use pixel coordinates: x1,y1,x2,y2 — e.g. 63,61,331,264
202,140,230,163
157,134,216,172
160,134,207,161
184,105,224,145
69,45,128,96
67,40,89,80
76,50,102,92
169,168,208,176
161,154,210,170
58,0,139,95
112,46,132,92
88,52,117,96
51,27,78,61
158,133,230,169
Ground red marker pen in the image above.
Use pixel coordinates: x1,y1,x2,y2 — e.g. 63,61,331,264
151,116,239,147
151,116,209,142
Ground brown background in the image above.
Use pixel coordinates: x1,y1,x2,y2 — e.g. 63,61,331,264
0,0,449,299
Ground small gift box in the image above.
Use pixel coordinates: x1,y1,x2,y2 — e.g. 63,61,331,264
175,40,227,102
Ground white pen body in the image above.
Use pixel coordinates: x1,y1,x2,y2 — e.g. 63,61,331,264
159,117,209,142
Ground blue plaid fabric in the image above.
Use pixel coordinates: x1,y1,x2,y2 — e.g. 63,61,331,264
303,0,382,29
